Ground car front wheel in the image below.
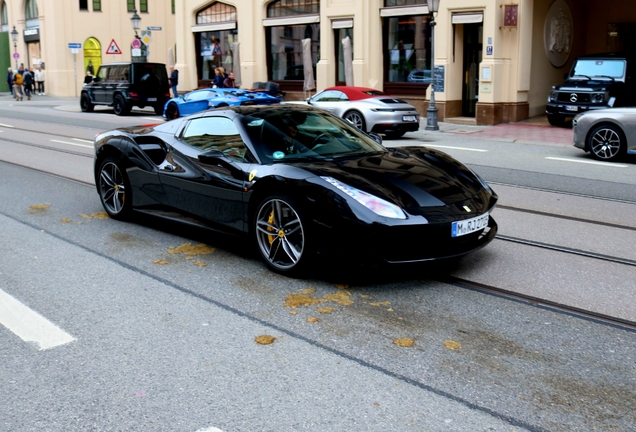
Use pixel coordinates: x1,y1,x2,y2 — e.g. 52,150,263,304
165,103,180,119
254,195,310,274
97,157,132,220
343,110,366,131
588,124,625,162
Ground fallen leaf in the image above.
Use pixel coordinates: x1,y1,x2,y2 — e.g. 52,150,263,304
153,259,169,265
374,402,380,407
29,204,50,211
255,335,276,345
359,294,371,299
61,218,72,223
167,243,215,255
193,261,207,267
370,301,391,307
300,287,315,294
393,338,415,347
443,340,462,350
284,293,325,308
317,307,334,314
387,308,394,312
80,213,92,220
306,317,319,323
334,283,349,289
289,311,298,315
90,212,109,219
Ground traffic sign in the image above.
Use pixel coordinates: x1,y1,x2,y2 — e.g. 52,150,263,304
106,39,122,55
12,53,19,59
68,43,82,49
147,26,162,31
131,39,141,49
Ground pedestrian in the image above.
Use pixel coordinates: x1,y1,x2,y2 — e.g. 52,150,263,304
13,69,23,101
169,65,179,97
84,71,93,85
23,67,34,100
34,66,45,95
212,67,225,88
86,60,94,76
223,72,236,88
6,67,13,98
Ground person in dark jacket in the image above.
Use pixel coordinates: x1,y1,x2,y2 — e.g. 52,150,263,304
169,65,179,97
23,68,34,100
212,67,225,88
223,72,236,88
6,67,13,97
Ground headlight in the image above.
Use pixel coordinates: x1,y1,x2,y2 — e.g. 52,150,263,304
321,176,407,219
549,91,558,102
592,93,605,103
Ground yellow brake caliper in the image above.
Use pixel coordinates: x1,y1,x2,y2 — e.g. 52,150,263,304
267,210,276,245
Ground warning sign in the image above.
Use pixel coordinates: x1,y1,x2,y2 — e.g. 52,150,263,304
106,39,122,55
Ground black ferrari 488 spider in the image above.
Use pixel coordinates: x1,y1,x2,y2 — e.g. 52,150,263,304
94,105,498,274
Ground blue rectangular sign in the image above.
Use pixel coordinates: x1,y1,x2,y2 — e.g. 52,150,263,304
68,43,82,49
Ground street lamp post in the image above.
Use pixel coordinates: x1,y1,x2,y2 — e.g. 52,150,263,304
130,9,146,62
425,0,440,131
11,26,18,69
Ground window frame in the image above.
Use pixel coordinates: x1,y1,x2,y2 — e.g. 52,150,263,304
140,0,147,13
127,0,135,13
93,0,101,11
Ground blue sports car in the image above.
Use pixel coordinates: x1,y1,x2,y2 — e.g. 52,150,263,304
163,88,282,119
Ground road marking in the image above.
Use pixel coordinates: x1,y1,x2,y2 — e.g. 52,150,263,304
425,144,488,152
50,139,93,149
0,288,75,350
0,122,14,128
73,138,93,144
142,117,161,121
545,157,628,168
196,428,224,432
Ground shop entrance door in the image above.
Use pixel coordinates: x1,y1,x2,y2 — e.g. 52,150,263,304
462,23,482,117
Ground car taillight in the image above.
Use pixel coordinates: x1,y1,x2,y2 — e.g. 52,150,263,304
129,92,138,99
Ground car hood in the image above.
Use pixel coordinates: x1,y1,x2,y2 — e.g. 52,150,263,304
294,147,492,212
555,78,623,91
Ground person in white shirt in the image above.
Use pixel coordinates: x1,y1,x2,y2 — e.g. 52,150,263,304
34,66,45,95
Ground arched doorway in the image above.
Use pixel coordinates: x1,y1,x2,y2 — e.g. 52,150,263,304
83,37,101,78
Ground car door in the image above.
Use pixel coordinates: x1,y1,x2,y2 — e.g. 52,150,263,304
92,66,110,103
157,114,250,233
181,90,216,116
308,90,348,115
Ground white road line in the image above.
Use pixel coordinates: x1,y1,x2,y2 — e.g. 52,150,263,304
0,122,14,128
142,117,161,121
425,144,488,152
50,139,93,149
0,288,75,350
72,138,94,144
545,157,628,168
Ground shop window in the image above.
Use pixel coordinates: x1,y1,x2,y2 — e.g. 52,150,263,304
93,0,101,11
268,0,319,18
383,14,431,95
194,2,238,82
335,28,353,85
80,0,88,10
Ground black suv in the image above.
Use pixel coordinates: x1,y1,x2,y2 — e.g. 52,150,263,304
546,53,636,126
80,62,170,116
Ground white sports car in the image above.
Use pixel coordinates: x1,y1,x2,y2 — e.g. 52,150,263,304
573,108,636,161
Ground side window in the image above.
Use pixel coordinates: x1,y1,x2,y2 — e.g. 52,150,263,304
313,90,345,102
97,67,109,80
181,117,248,161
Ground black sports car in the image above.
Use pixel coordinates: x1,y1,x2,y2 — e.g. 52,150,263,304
94,105,498,274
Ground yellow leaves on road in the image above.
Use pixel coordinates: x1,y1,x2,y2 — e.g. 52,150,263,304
370,301,391,307
317,307,334,314
393,338,415,347
444,340,462,350
80,212,109,220
167,243,215,256
28,203,50,212
153,259,169,265
284,293,325,308
255,335,276,345
61,218,72,223
323,290,353,305
306,317,319,323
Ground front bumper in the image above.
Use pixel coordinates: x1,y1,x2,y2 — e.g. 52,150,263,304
546,102,611,118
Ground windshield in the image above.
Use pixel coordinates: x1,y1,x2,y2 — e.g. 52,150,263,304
571,59,626,79
240,110,386,163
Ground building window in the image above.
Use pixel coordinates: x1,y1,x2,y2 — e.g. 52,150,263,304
172,0,175,14
1,2,8,32
194,2,238,82
383,14,431,95
385,0,425,6
267,0,319,18
25,0,38,19
127,0,135,12
266,0,320,90
336,28,353,85
80,0,88,10
93,0,101,11
140,0,147,13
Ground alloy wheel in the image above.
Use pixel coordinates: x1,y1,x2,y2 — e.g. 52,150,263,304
255,198,305,271
590,127,622,161
344,111,365,131
99,161,127,215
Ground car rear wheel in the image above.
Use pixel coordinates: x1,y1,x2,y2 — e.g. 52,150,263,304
97,157,132,220
165,103,180,119
343,110,366,131
547,114,565,126
588,124,625,162
80,93,94,112
113,95,130,116
254,195,310,274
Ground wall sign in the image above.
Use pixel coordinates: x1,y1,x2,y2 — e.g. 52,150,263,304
504,5,518,27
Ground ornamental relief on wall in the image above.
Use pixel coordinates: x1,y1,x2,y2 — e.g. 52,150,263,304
544,0,573,68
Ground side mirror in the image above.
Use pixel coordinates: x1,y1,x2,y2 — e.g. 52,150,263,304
368,132,383,145
306,98,312,105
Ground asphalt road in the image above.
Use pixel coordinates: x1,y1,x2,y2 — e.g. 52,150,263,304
0,94,634,431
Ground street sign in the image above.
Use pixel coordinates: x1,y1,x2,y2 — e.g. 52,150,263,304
68,43,82,49
12,53,19,59
147,26,162,31
141,35,152,46
106,39,122,55
132,48,142,57
131,39,141,49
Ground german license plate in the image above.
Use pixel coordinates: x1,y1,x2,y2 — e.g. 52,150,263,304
147,97,157,102
451,213,489,237
403,115,417,122
565,105,578,112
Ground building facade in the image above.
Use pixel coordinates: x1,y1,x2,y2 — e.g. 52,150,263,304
2,1,635,125
0,0,176,97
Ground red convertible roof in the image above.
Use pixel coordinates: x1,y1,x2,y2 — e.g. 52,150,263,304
324,86,387,101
